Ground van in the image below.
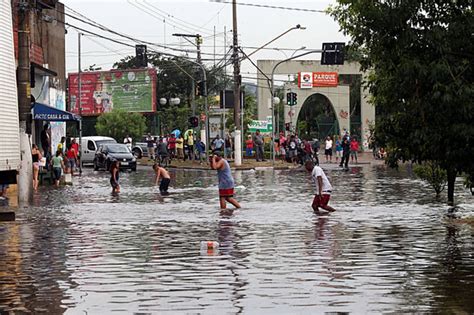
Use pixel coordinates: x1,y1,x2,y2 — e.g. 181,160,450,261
79,136,117,165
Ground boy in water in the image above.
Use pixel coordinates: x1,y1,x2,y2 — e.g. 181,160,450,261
153,163,171,195
305,160,336,213
210,154,241,210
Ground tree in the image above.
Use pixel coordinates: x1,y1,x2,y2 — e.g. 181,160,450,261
413,161,448,198
95,109,146,142
330,0,474,205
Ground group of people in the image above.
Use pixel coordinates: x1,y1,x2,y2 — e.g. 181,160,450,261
145,132,207,165
33,130,80,190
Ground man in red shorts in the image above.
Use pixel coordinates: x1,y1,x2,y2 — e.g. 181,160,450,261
305,160,336,213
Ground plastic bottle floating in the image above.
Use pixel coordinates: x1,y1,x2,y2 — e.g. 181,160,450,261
200,241,219,250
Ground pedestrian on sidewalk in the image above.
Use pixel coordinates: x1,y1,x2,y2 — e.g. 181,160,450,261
66,143,78,176
146,133,155,160
32,144,42,191
225,132,233,160
325,136,333,163
153,163,171,195
335,136,343,163
212,135,225,155
176,135,184,161
245,134,254,157
196,138,206,164
254,130,265,162
339,136,350,169
210,153,241,211
305,160,336,213
123,134,132,150
350,136,359,163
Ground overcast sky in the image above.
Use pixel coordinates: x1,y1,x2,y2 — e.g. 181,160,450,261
63,0,347,84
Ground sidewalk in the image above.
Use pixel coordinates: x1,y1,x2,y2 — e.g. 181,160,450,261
138,152,384,170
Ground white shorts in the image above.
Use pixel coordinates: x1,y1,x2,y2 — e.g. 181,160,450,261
336,150,342,157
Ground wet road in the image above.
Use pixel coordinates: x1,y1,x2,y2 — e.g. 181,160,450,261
1,164,473,314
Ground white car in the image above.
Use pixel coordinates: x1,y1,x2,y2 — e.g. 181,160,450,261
78,136,117,166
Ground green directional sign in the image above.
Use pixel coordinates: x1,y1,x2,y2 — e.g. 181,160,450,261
248,116,273,133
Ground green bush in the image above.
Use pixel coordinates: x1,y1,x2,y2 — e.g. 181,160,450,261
95,109,146,142
413,161,447,198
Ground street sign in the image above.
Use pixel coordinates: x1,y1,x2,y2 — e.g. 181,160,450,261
248,116,273,133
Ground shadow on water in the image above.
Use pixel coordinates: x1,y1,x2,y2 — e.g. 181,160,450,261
0,165,473,313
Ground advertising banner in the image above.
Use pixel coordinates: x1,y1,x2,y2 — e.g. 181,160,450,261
298,72,339,88
313,72,338,86
68,68,157,116
248,116,273,133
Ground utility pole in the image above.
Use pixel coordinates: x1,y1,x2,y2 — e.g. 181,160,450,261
17,0,33,204
232,0,242,166
78,32,83,174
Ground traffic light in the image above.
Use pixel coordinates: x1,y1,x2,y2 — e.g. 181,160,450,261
189,116,199,128
321,42,345,65
135,44,148,68
286,92,297,106
196,81,207,97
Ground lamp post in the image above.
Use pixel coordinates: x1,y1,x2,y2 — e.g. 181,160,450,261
271,50,322,165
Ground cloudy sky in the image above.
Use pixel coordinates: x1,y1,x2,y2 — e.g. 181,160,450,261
63,0,347,83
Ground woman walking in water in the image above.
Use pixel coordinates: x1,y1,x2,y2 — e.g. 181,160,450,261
210,154,241,211
31,144,42,191
110,160,120,193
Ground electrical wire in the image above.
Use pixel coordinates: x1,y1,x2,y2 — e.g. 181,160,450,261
209,1,326,13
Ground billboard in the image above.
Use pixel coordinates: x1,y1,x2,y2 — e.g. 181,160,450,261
68,68,157,116
298,72,338,88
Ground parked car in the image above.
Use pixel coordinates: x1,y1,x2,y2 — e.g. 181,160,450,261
93,143,137,171
131,135,158,159
79,136,117,166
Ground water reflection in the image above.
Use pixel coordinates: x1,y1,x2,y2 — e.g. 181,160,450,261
0,165,473,313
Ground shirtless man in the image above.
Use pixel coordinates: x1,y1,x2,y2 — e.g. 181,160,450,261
153,164,171,195
210,154,241,210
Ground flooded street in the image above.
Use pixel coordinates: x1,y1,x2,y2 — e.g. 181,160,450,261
1,165,473,314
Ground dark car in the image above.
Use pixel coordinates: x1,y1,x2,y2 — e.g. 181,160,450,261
93,143,137,171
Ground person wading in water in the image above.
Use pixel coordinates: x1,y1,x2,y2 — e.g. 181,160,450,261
210,154,241,211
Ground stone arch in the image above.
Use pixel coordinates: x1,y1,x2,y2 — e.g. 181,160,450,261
295,92,339,139
284,85,351,138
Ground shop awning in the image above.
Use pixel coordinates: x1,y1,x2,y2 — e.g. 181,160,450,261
32,102,81,121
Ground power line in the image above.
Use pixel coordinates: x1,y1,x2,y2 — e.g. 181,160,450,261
142,0,214,34
209,1,326,13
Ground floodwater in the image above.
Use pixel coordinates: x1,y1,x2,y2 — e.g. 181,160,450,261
1,164,473,314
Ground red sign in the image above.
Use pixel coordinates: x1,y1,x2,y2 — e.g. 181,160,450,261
313,72,338,87
68,68,157,116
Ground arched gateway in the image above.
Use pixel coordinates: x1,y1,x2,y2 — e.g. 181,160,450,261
256,60,374,151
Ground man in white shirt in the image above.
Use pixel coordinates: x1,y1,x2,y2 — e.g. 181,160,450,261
305,160,336,212
325,136,333,163
124,135,132,150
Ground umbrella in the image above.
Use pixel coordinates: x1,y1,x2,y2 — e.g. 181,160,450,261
171,129,181,137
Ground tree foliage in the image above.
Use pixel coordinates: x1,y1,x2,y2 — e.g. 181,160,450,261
95,109,146,142
413,161,448,198
330,0,474,204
